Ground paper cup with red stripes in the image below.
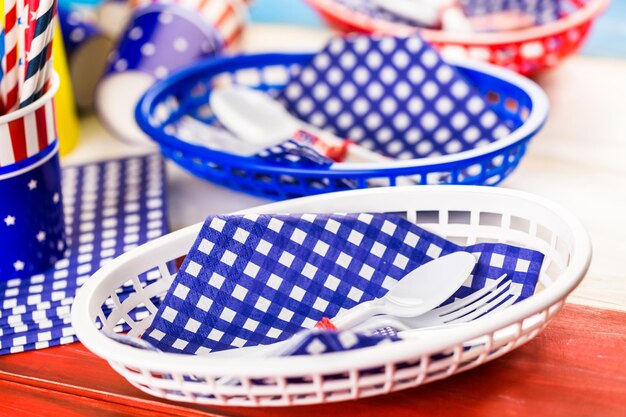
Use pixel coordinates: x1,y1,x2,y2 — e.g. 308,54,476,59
95,0,249,146
0,72,66,280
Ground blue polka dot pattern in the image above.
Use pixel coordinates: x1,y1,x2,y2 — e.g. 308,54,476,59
104,3,223,81
58,5,103,58
278,34,513,160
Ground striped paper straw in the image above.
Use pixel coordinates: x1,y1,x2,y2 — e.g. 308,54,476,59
17,0,26,100
25,0,42,54
0,30,5,114
20,0,56,108
2,0,20,112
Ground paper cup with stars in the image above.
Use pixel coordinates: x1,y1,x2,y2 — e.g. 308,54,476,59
0,73,67,280
95,2,226,146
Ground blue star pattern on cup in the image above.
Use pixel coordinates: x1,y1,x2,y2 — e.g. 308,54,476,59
0,150,66,279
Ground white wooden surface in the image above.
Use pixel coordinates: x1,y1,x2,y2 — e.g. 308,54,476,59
62,25,626,313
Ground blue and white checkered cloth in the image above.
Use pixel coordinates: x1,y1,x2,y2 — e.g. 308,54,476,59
142,212,543,355
0,154,168,355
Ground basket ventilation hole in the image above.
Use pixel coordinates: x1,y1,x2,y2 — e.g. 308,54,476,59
448,211,471,225
479,212,503,227
416,210,439,224
510,216,531,233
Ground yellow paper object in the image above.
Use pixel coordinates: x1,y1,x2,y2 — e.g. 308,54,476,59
53,22,80,157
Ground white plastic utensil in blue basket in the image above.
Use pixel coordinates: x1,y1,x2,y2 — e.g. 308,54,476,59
136,34,548,199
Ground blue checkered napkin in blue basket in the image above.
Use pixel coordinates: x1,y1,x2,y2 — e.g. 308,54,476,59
0,154,168,355
277,34,514,161
256,139,333,167
142,213,543,355
255,136,357,190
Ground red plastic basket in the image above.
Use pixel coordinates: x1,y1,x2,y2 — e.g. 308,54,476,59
306,0,609,75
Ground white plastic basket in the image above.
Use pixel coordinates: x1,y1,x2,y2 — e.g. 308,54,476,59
71,186,591,407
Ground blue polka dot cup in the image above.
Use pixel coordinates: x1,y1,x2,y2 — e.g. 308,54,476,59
58,5,115,112
95,2,225,146
0,74,67,280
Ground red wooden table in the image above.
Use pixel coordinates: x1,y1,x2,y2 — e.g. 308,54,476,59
0,304,624,417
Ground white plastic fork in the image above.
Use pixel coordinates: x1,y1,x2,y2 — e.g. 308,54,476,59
352,273,520,334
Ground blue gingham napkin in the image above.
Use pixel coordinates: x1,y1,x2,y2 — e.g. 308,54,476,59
142,213,543,355
0,154,168,355
278,33,513,160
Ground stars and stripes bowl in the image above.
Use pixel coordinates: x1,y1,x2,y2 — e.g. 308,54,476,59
0,72,66,280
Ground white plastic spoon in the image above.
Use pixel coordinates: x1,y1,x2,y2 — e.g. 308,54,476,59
209,86,394,164
176,115,263,156
329,251,477,329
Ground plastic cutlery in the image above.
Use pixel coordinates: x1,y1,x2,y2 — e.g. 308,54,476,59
329,251,477,329
352,273,519,333
176,116,262,156
207,252,476,359
209,86,395,164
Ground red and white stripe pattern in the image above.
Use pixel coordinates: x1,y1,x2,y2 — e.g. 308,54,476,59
194,0,249,48
0,98,57,167
134,0,249,48
2,0,21,112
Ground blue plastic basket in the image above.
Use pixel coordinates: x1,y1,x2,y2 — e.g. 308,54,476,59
136,53,548,200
